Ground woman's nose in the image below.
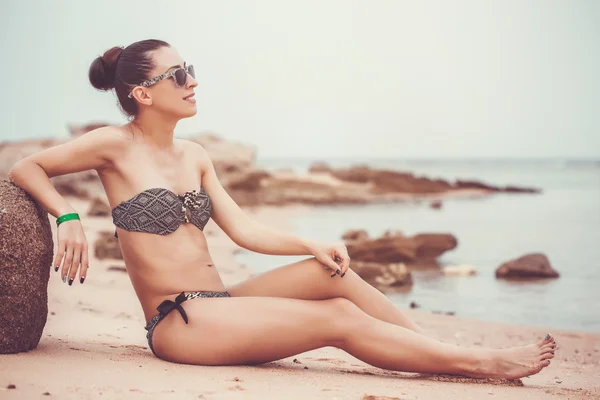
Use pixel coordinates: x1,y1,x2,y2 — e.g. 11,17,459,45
187,73,198,89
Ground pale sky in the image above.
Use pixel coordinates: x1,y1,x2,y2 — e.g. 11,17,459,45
1,0,598,158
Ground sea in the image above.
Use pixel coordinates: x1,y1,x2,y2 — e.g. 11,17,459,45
234,158,600,333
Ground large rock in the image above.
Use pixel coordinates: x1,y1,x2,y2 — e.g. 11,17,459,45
342,229,369,242
344,230,458,266
351,261,413,291
0,179,53,353
224,169,271,191
330,166,453,194
495,253,559,279
327,165,541,195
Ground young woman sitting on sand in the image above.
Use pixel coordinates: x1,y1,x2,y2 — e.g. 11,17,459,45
8,39,556,379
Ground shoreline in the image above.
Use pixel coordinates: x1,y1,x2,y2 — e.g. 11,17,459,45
1,197,599,399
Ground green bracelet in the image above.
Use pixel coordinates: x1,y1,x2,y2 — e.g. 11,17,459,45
56,212,80,226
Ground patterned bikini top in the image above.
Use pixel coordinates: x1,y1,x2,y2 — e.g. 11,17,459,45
111,187,212,238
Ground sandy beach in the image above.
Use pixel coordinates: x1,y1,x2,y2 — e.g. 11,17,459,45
1,196,599,400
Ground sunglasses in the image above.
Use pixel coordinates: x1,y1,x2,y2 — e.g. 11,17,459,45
127,65,195,98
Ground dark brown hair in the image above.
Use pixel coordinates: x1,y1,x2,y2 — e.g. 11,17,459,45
88,39,170,117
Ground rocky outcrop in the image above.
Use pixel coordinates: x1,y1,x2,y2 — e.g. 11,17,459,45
224,169,271,191
351,261,413,291
330,166,454,194
0,179,53,353
455,180,540,194
343,230,458,266
1,126,540,209
229,175,373,206
342,229,369,242
94,231,123,260
495,253,559,279
340,229,457,291
310,162,541,195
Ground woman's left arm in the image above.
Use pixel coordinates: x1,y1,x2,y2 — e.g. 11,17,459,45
193,142,350,276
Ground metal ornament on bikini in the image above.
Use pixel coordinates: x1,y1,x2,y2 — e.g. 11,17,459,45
178,189,205,223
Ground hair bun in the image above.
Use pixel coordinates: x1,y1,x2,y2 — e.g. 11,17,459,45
89,46,123,91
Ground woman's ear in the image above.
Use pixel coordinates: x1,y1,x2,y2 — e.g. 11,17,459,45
131,87,153,106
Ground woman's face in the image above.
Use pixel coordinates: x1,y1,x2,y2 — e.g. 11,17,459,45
140,46,198,119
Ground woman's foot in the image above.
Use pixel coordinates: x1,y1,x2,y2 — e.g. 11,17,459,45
468,334,557,379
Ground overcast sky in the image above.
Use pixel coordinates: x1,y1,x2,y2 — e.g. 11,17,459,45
1,0,598,159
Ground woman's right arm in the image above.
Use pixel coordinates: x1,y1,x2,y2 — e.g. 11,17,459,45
8,127,121,217
8,126,123,285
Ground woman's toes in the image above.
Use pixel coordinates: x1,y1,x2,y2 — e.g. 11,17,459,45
541,359,551,367
541,352,555,360
541,347,555,355
539,334,553,347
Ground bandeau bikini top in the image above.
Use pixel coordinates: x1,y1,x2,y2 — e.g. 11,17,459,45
111,187,212,238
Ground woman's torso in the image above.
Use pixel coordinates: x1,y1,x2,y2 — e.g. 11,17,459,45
96,127,226,322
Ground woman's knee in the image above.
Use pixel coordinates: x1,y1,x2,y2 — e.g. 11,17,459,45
326,297,369,344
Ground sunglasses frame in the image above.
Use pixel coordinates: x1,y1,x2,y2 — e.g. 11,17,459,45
127,64,195,99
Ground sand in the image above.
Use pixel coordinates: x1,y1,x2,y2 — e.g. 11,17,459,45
1,197,599,400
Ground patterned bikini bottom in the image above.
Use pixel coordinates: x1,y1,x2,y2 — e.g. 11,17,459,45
144,290,231,356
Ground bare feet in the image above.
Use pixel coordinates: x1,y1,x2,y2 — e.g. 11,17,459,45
469,334,557,379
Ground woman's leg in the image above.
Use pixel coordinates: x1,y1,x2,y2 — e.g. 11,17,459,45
153,295,555,379
227,257,426,335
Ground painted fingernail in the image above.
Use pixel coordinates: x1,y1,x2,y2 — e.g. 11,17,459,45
62,275,67,283
68,278,74,286
331,273,336,278
55,266,59,272
341,272,346,278
80,277,85,284
545,334,551,341
336,269,341,275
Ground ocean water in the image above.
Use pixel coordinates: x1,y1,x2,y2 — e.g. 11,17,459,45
235,158,600,333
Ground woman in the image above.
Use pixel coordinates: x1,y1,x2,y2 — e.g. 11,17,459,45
8,39,556,378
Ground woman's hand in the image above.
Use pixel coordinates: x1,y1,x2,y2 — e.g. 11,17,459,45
53,219,89,285
311,241,351,278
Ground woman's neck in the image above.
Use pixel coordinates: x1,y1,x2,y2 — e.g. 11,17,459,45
128,111,179,152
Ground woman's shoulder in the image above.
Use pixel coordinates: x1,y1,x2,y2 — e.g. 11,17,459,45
73,125,134,164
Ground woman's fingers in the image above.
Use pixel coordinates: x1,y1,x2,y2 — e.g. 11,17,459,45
333,253,350,277
61,245,74,283
54,239,66,272
79,243,89,284
68,245,81,286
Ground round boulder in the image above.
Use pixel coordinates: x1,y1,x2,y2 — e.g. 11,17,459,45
0,179,53,353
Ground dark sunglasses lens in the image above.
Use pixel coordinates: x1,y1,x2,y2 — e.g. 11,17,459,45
188,65,195,79
174,69,187,87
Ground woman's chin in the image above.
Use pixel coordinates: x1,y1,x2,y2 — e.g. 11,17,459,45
177,106,198,119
